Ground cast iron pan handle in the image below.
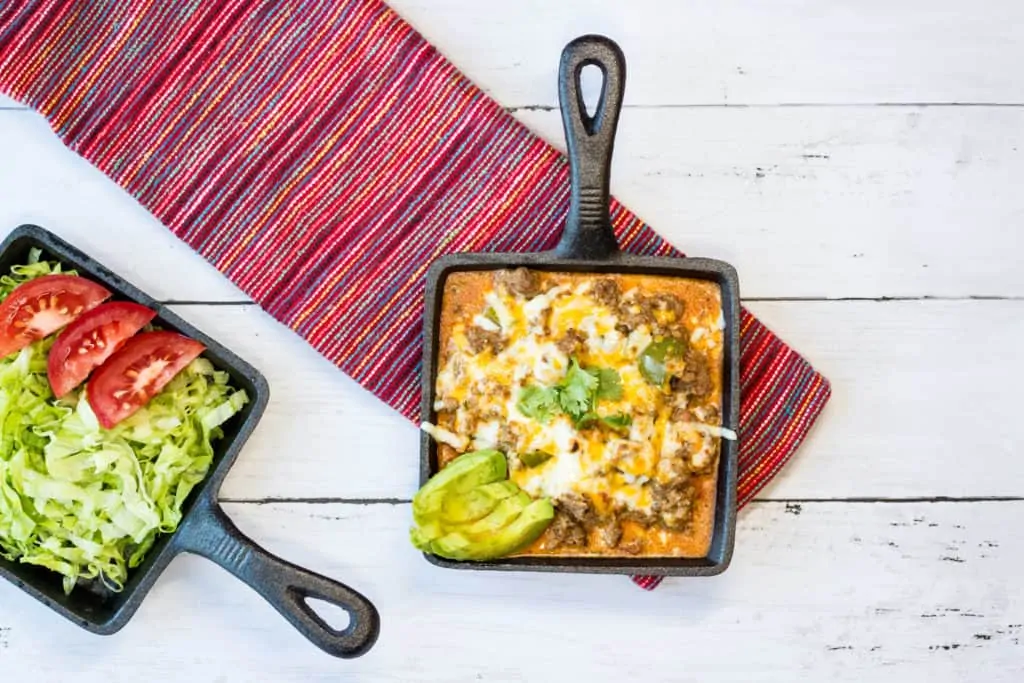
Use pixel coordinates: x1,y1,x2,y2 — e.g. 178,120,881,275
177,498,380,658
554,34,626,260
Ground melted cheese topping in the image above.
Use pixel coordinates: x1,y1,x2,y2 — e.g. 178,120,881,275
426,273,726,524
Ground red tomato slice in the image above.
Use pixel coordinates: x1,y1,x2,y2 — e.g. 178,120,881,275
47,302,158,398
0,275,111,358
87,331,206,429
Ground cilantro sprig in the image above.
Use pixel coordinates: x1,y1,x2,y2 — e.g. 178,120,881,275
516,358,632,431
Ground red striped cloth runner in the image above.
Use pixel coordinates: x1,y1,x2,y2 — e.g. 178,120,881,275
0,0,831,589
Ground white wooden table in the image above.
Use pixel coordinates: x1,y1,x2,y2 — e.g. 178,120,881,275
1,2,1022,680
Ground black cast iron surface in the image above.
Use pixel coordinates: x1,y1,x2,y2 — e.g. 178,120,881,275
0,225,380,658
419,35,741,576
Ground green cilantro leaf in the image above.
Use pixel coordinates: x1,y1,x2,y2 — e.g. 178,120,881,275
516,385,560,423
557,359,599,419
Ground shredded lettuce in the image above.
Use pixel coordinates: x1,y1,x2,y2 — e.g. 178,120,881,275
0,247,71,298
0,257,248,593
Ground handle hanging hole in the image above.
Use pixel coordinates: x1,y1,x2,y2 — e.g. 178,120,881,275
579,63,603,120
304,597,352,632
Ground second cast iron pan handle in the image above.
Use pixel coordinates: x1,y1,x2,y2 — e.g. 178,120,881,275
176,497,381,659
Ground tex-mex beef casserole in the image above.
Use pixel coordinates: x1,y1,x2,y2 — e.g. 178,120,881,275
419,267,735,558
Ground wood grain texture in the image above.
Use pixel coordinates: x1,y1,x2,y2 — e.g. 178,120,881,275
154,300,1024,501
390,0,1024,106
1,501,1021,682
1,106,1021,300
518,106,1024,298
2,1,1023,676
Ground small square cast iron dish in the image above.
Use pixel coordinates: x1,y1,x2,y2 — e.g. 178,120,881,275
420,35,740,577
0,225,380,658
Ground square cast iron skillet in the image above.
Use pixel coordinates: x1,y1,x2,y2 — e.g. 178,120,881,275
0,225,380,658
420,35,741,577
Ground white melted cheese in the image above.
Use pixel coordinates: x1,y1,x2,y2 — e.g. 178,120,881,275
522,285,570,323
519,450,584,499
660,420,682,459
624,327,653,356
533,416,578,455
472,420,501,450
676,422,738,441
506,337,567,384
611,483,652,512
472,314,501,332
484,291,514,330
420,422,468,451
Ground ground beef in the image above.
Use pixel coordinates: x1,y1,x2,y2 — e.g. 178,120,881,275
651,293,684,318
493,267,541,298
592,279,621,307
547,513,587,548
651,483,695,530
619,538,644,555
496,423,520,451
466,327,504,354
598,521,623,548
670,351,712,399
618,505,659,527
670,407,694,422
656,449,693,484
556,329,586,355
619,297,656,329
557,493,595,525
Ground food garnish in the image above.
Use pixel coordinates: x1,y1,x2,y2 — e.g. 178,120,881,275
48,301,157,398
410,450,554,561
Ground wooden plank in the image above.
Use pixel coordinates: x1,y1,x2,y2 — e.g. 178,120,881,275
745,300,1024,499
516,106,1024,298
391,0,1024,106
1,501,1021,681
2,106,1021,299
160,300,1024,501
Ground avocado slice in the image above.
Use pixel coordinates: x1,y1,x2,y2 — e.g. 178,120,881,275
430,499,556,561
412,450,507,521
410,525,436,551
440,480,520,524
459,492,531,538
